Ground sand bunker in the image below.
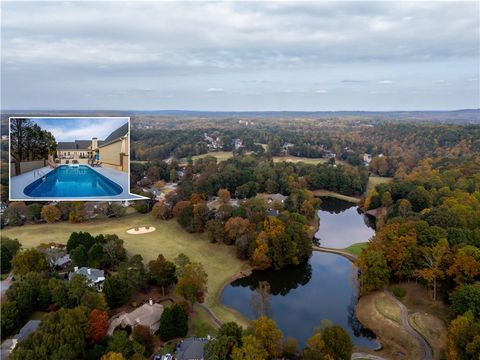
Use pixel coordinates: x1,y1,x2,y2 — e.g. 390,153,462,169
126,226,156,234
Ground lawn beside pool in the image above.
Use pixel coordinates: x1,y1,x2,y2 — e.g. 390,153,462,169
2,213,250,326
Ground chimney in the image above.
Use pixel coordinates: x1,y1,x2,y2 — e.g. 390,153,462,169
92,137,98,150
87,268,91,275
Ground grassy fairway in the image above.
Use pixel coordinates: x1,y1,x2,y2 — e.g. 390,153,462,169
409,313,447,360
366,176,393,194
343,242,368,256
2,213,250,326
273,155,328,165
184,151,234,163
375,296,402,324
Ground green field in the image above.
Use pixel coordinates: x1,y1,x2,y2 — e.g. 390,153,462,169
185,151,234,163
343,242,368,256
2,213,250,326
366,176,393,194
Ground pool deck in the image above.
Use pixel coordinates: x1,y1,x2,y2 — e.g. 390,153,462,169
10,164,144,201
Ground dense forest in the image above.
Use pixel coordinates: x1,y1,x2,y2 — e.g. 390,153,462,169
1,114,479,360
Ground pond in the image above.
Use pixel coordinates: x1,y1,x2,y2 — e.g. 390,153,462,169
220,197,378,348
314,197,375,248
221,252,377,348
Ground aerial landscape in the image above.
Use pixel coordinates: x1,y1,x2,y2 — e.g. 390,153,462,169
1,2,479,360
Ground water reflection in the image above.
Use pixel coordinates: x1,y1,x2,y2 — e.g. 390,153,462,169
222,252,377,348
314,197,376,248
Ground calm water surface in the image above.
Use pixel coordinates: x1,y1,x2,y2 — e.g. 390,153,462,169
314,197,375,248
24,165,122,197
221,198,378,348
221,252,377,348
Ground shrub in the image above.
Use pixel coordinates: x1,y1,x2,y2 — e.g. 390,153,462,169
393,287,406,298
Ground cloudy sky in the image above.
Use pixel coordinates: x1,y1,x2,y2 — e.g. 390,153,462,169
31,117,128,142
2,1,479,111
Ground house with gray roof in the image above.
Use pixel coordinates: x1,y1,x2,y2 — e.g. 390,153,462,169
1,320,41,359
175,338,210,360
69,267,105,291
56,122,129,172
108,301,164,334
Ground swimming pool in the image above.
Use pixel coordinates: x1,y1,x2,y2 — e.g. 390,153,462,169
24,165,123,197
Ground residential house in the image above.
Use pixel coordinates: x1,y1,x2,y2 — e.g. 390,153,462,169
56,123,129,172
175,338,210,360
363,153,372,166
39,245,71,270
69,267,105,291
1,320,41,359
233,138,243,150
108,300,164,334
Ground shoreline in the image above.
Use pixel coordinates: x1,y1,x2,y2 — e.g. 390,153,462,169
312,189,361,204
210,264,253,329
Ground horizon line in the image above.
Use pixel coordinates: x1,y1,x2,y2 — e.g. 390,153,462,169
3,108,479,113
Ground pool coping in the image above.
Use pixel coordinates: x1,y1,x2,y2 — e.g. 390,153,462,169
10,164,144,201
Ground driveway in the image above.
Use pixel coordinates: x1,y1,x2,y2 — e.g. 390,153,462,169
1,272,14,298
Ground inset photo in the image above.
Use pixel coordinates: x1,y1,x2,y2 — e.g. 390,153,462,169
9,117,141,200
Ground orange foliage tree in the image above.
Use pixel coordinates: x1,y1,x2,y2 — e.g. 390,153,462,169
88,309,109,344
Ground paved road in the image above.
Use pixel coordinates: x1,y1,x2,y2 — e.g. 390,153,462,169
351,353,388,360
197,303,222,328
385,291,433,360
312,245,358,262
0,272,13,298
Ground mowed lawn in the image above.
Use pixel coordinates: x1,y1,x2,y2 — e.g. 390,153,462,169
2,213,250,325
366,176,393,194
186,151,234,163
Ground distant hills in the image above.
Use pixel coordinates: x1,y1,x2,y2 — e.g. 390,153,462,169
2,109,479,127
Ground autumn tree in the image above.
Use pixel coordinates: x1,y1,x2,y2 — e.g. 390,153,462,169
41,205,61,223
321,325,353,360
68,201,87,223
151,202,172,220
176,261,208,305
415,238,449,301
193,202,209,232
101,353,126,360
225,217,251,245
447,245,480,286
218,188,231,203
148,254,177,295
251,316,283,358
132,324,154,356
11,248,49,276
381,191,393,207
446,312,480,360
232,335,268,360
88,309,109,344
357,247,391,294
397,199,412,217
450,283,480,319
205,219,226,243
250,237,271,270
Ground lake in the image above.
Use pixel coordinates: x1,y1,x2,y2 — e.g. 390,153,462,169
220,197,378,348
314,197,375,248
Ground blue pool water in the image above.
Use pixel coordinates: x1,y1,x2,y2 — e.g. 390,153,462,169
24,165,123,197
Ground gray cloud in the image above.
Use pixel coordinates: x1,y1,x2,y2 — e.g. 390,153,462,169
1,1,479,110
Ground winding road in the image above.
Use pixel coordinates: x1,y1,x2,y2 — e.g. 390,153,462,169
385,291,433,360
314,246,433,360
